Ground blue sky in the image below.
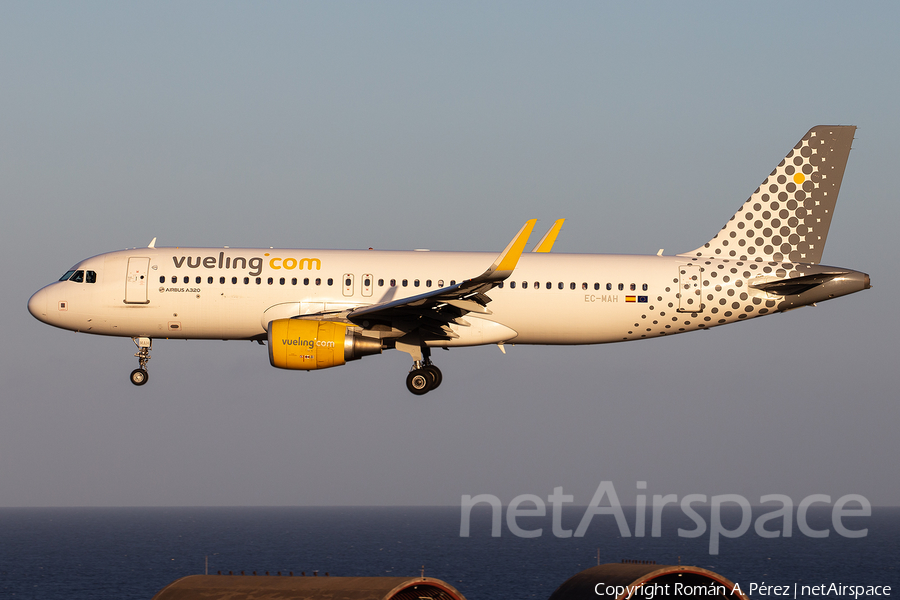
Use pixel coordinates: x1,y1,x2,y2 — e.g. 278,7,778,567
1,2,897,508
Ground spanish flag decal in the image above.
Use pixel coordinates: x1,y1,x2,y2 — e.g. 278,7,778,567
626,296,636,302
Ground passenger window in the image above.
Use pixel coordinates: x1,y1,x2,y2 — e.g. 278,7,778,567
642,283,648,291
581,283,587,290
450,280,456,286
522,281,527,289
160,276,165,284
606,283,612,291
291,278,297,285
244,277,250,284
378,279,384,286
571,282,576,290
402,279,408,287
510,281,516,289
207,276,213,284
86,271,97,283
232,277,237,284
279,277,285,285
558,282,564,290
315,278,321,286
498,282,504,288
172,276,177,284
267,277,274,285
196,276,201,284
618,283,624,291
304,278,309,285
390,279,396,287
546,282,552,289
364,278,371,287
220,277,225,284
256,277,262,284
426,279,432,287
345,278,352,287
630,283,636,291
183,276,189,284
594,283,600,290
414,279,420,287
327,278,333,286
437,279,444,287
534,282,540,289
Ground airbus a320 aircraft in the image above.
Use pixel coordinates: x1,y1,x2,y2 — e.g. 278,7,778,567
29,126,870,394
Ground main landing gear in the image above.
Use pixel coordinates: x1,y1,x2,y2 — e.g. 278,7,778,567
406,359,442,395
130,337,152,386
396,338,443,395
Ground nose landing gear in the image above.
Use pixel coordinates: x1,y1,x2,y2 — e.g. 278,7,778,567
130,337,151,386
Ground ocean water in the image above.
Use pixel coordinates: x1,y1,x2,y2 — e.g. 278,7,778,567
0,506,897,599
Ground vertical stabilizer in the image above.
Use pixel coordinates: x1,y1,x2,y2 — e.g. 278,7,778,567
681,125,856,264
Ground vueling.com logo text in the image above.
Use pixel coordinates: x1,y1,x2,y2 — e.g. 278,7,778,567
172,252,322,277
282,338,336,349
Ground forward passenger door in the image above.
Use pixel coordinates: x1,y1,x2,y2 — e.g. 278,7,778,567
124,257,151,304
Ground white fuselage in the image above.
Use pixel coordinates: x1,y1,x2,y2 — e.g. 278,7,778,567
27,246,867,347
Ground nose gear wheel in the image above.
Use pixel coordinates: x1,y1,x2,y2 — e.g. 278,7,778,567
130,368,148,386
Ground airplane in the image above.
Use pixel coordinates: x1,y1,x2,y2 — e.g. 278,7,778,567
28,126,870,394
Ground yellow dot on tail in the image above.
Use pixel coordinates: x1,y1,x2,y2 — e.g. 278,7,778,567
794,173,805,184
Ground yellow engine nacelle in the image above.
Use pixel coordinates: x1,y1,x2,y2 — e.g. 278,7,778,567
267,319,382,370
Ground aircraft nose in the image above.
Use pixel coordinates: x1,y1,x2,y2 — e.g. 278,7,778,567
28,287,49,323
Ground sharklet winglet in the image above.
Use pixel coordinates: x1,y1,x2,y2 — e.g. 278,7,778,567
531,219,565,252
479,219,536,281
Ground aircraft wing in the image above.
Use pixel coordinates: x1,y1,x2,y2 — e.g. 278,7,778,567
341,220,537,340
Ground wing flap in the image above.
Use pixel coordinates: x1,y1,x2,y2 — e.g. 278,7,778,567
444,298,492,314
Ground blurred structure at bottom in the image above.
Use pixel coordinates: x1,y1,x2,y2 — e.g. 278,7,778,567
151,561,749,600
548,561,749,600
151,574,466,600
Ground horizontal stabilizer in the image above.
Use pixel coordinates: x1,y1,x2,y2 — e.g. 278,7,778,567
750,272,844,296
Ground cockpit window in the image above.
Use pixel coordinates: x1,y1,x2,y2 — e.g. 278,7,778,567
85,271,97,284
59,270,76,282
70,270,84,283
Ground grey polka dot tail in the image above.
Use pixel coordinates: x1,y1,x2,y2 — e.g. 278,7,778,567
685,126,856,265
623,125,872,341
